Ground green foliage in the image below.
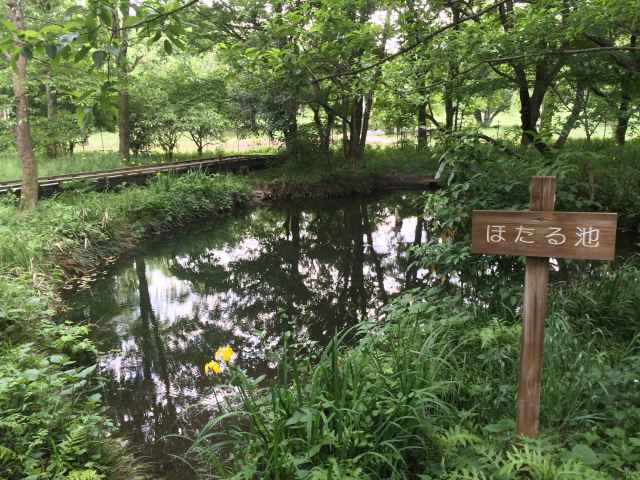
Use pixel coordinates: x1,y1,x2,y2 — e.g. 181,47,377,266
552,262,640,341
0,341,108,480
0,171,251,479
0,266,109,479
183,141,640,479
251,144,437,199
186,274,640,478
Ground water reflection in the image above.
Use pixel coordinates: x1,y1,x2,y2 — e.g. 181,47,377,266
68,193,427,479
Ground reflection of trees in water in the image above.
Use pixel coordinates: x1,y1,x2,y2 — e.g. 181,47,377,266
72,194,425,479
166,197,419,348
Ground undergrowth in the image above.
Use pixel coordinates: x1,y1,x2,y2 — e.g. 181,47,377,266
184,140,640,479
0,171,250,479
249,144,438,199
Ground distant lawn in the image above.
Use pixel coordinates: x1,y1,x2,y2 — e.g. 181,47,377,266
0,152,124,182
0,116,636,182
0,130,277,182
0,146,276,182
0,151,184,182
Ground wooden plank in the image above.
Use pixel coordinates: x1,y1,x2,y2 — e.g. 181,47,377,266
471,210,617,260
516,176,555,438
0,155,279,195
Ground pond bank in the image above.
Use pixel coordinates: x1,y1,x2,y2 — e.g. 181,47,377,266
253,173,436,201
67,191,429,479
0,172,251,478
0,168,436,479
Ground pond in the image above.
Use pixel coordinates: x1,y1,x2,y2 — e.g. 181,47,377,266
67,192,429,479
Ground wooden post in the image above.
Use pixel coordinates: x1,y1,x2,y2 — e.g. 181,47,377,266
516,176,556,437
472,176,617,436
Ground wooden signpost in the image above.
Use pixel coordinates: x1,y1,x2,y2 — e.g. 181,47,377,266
471,176,617,437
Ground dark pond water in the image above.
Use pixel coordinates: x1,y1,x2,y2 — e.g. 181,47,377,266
67,192,429,478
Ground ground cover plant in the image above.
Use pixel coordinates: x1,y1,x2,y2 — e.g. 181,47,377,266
0,172,250,479
184,144,640,479
247,145,439,199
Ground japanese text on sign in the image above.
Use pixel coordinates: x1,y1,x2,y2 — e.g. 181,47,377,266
486,225,600,248
471,210,617,261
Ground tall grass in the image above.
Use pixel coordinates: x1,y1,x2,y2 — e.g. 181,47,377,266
186,264,640,479
0,171,251,480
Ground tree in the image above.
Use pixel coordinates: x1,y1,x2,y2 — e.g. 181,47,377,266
484,0,573,151
182,106,227,156
4,0,38,209
112,0,131,160
472,87,512,128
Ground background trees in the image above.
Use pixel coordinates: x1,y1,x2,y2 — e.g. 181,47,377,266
1,0,640,207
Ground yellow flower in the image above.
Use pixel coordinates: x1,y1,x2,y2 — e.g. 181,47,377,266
204,360,221,375
215,345,234,363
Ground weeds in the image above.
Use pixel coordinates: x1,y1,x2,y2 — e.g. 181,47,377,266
0,171,251,479
184,142,640,479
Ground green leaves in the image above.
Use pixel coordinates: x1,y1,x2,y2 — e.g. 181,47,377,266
568,444,600,466
91,49,107,69
97,5,113,27
45,43,58,59
164,38,173,54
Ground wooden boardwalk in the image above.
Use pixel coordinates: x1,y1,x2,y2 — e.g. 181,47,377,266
0,154,280,196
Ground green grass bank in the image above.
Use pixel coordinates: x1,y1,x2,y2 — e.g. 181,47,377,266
0,172,251,479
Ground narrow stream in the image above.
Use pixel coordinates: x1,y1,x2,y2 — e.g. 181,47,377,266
67,192,428,478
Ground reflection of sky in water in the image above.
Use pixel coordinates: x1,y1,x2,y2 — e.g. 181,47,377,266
71,193,427,479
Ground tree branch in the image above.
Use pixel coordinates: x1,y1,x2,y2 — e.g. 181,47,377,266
311,0,511,83
120,0,200,31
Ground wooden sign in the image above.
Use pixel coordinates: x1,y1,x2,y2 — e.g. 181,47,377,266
471,177,617,438
472,211,617,260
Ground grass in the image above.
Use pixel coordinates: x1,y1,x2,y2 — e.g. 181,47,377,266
186,271,640,479
245,144,439,200
0,171,252,479
183,142,640,479
0,141,277,182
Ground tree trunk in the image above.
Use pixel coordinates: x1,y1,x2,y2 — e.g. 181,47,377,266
359,91,373,149
473,109,483,126
8,0,38,209
281,101,299,154
46,82,58,158
444,89,456,131
345,96,365,166
324,110,334,156
518,86,538,145
614,35,636,146
517,83,549,153
554,81,586,148
114,2,130,160
417,103,428,148
539,93,556,138
312,105,334,157
444,2,460,132
615,84,631,146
